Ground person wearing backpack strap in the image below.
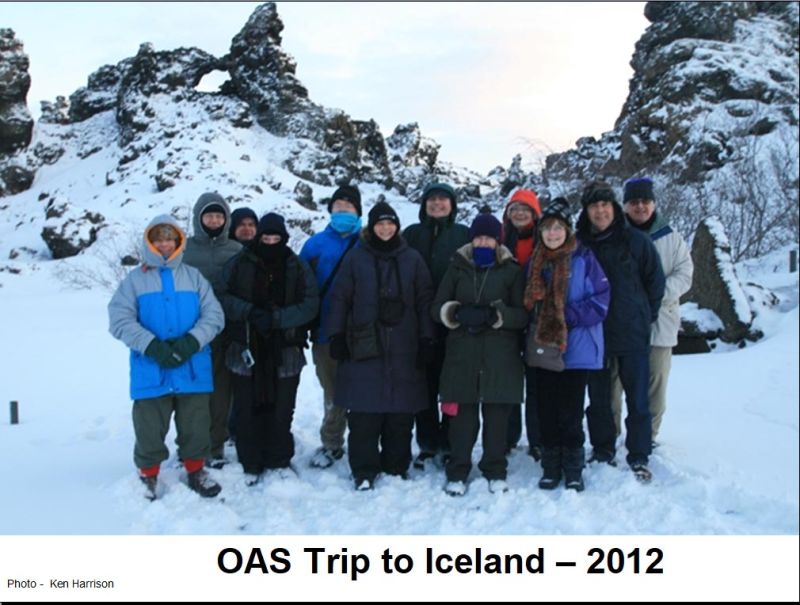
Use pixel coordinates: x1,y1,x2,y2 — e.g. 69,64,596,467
299,185,362,468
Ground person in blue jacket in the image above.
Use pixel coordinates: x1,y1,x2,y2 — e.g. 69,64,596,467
299,185,362,469
523,199,610,491
108,215,225,500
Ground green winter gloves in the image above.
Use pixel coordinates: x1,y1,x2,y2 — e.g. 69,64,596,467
145,334,200,368
169,334,200,363
145,339,183,368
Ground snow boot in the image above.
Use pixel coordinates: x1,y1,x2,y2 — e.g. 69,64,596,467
187,468,222,498
528,444,543,462
140,474,158,501
309,447,344,469
538,447,562,490
444,480,467,497
588,448,617,467
631,463,652,484
488,479,510,494
562,447,585,492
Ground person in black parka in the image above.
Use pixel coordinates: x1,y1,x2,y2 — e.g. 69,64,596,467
577,181,665,482
403,182,470,469
328,202,435,490
219,213,319,484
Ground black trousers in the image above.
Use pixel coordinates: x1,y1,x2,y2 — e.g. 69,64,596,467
347,411,414,483
507,365,541,449
446,403,514,482
536,368,588,449
233,373,299,474
586,366,616,458
414,343,449,453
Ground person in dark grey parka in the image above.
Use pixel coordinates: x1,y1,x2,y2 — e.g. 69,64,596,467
327,202,435,490
183,192,242,465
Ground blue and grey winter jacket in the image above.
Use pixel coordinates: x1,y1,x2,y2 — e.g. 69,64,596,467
108,214,225,400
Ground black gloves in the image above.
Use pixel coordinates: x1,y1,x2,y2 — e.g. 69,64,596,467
169,334,200,364
145,339,183,369
249,307,273,336
455,304,497,333
416,338,437,368
329,333,350,361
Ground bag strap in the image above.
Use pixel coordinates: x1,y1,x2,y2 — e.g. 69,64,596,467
318,234,358,301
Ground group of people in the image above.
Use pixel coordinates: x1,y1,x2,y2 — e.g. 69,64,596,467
108,176,692,500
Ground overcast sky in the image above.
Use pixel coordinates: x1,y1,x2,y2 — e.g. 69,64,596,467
6,2,649,173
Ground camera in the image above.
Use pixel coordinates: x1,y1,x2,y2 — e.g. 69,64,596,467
241,348,255,368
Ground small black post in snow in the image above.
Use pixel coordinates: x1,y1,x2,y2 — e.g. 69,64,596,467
10,400,19,425
790,249,798,273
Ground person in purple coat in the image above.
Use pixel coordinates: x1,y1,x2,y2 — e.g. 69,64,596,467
523,198,610,491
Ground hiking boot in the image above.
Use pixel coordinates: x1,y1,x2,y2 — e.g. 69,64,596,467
528,445,543,462
538,447,562,490
309,447,344,469
187,468,222,498
244,473,261,487
413,451,437,470
140,474,158,501
488,479,509,494
208,456,228,470
564,468,585,492
631,463,652,484
444,480,467,497
588,450,617,467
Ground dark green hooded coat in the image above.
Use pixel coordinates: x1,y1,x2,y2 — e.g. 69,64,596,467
431,244,527,405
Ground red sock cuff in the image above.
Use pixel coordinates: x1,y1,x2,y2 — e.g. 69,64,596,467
139,464,160,478
183,458,204,474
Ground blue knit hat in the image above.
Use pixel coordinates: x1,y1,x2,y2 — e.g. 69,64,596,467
468,212,502,241
623,177,655,203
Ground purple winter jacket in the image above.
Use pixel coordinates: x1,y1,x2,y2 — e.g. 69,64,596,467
534,244,610,370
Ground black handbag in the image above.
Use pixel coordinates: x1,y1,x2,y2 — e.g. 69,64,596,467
347,321,382,361
525,331,565,372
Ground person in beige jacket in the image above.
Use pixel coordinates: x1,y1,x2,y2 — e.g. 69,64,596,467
611,178,693,444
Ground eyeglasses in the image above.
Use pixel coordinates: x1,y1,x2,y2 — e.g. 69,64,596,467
625,199,653,206
509,204,532,214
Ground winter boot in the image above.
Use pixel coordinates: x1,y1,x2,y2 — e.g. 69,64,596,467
528,444,543,462
562,447,585,492
537,447,562,490
444,480,467,497
187,468,222,498
140,474,158,501
310,447,344,469
631,463,652,484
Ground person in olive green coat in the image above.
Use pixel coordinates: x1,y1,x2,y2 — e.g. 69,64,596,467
431,212,528,496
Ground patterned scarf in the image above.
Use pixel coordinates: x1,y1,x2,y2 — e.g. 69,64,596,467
523,234,577,351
